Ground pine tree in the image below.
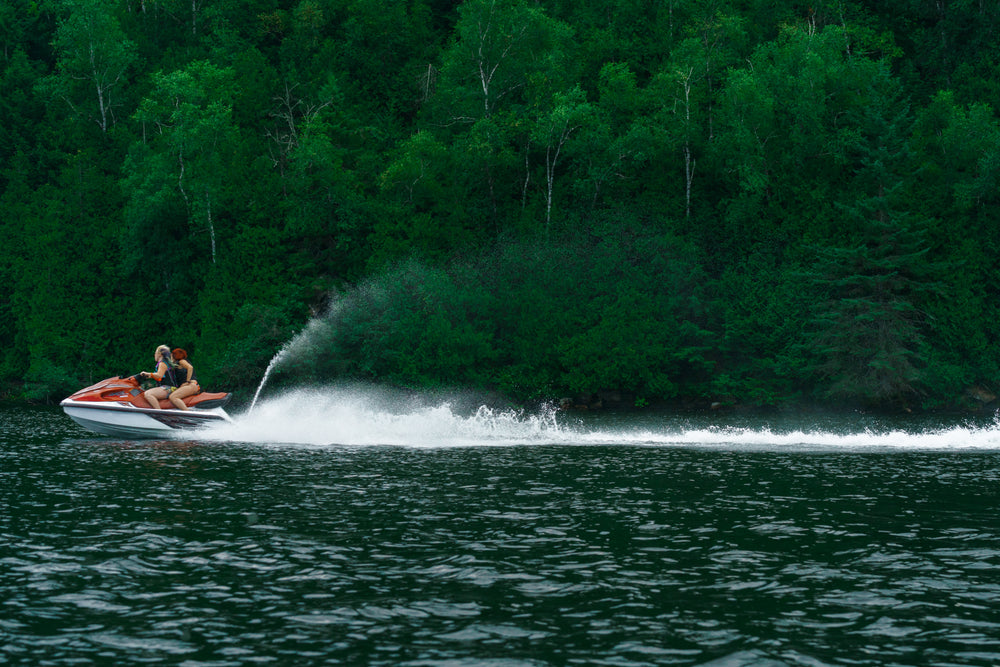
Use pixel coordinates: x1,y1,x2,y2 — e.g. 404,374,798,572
806,71,941,408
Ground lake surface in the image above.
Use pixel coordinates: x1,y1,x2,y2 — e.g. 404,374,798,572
3,391,1000,665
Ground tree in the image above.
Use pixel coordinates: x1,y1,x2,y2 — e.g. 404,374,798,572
654,9,746,220
0,48,47,192
530,86,593,232
909,92,1000,397
553,217,713,403
569,62,653,209
41,0,136,133
439,0,563,120
429,0,575,231
805,73,941,408
712,24,884,262
377,129,471,262
866,0,1000,104
6,149,128,398
281,77,368,281
125,60,237,266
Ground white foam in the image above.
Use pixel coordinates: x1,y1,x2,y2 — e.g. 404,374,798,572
196,388,1000,450
571,424,1000,450
201,387,566,447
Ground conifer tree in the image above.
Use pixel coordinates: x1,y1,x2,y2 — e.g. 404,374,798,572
806,70,941,407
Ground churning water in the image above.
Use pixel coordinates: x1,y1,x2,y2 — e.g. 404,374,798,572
3,400,1000,665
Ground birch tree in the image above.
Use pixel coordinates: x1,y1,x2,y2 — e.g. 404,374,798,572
125,61,236,265
43,0,135,132
531,86,592,232
433,0,574,230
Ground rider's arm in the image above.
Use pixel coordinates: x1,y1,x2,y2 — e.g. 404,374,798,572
143,361,168,382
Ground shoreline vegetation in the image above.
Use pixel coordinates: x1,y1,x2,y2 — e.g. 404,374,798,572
4,1,1000,414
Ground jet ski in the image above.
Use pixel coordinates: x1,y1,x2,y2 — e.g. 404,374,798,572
60,374,233,439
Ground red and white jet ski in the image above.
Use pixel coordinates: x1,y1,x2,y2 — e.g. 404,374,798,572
61,374,232,439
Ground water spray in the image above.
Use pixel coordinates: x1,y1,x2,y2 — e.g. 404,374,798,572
248,349,288,413
248,315,338,413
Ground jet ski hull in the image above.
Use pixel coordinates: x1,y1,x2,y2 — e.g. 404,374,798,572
60,375,232,439
61,400,230,439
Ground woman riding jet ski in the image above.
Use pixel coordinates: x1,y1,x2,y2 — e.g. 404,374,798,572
60,346,232,439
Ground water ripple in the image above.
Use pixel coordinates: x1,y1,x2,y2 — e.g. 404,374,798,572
3,410,1000,665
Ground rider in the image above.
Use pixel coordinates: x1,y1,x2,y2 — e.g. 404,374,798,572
167,348,201,411
140,345,186,409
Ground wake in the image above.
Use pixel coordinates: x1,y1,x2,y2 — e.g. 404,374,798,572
202,387,564,447
196,387,1000,450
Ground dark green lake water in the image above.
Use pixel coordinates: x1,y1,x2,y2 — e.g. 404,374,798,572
3,397,1000,665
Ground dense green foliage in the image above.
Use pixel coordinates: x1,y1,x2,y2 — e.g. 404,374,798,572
3,0,1000,410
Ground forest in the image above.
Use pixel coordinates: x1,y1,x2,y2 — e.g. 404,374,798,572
3,0,1000,412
